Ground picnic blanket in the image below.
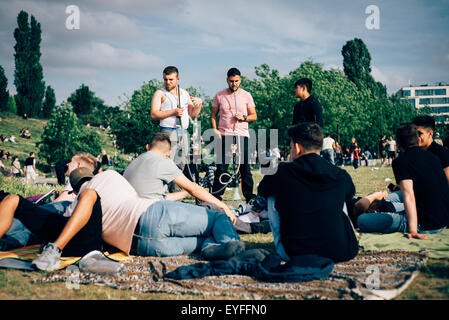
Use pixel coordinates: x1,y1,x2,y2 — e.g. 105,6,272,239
35,249,428,300
358,228,449,259
0,245,132,271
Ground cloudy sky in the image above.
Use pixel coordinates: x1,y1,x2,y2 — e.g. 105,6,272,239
0,0,448,107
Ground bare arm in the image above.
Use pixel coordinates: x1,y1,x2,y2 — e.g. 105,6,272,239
52,190,75,203
210,106,221,136
188,95,202,119
172,174,236,224
235,107,257,122
54,189,98,250
150,90,182,120
400,179,429,240
353,191,387,216
165,190,190,202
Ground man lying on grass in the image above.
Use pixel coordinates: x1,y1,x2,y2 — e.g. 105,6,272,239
0,166,243,271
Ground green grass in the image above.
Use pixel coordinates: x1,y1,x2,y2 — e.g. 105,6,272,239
1,112,448,299
0,111,130,175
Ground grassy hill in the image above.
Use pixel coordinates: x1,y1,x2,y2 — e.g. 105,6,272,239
0,111,126,176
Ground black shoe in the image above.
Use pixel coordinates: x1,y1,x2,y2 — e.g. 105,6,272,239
201,241,245,261
250,220,272,234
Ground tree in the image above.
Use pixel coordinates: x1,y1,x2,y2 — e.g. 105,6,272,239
342,38,374,91
38,103,102,165
68,84,97,115
13,11,45,117
0,65,8,111
42,85,56,118
110,80,161,154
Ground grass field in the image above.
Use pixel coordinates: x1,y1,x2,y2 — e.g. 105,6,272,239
0,112,448,300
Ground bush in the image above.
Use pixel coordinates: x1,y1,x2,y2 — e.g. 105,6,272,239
37,103,102,165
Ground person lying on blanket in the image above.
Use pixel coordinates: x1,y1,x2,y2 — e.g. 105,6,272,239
356,123,449,239
0,152,98,251
0,169,243,271
257,122,359,263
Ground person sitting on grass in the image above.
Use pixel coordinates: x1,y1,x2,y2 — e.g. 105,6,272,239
356,123,449,239
257,122,359,263
412,115,449,185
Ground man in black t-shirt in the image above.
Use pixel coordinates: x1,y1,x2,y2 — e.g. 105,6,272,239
358,123,449,239
292,78,323,128
412,115,449,185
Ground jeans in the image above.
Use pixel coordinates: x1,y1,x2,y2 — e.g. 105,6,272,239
2,197,101,256
322,149,335,165
358,191,445,234
133,200,240,257
1,201,72,250
266,197,290,262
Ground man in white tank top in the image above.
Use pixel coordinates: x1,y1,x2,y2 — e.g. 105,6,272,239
150,66,202,185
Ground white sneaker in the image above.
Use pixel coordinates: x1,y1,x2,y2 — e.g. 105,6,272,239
238,212,260,223
32,243,61,271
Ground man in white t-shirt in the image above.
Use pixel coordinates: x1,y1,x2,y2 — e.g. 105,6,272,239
322,133,335,165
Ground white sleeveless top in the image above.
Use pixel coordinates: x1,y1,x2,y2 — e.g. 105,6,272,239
159,88,189,129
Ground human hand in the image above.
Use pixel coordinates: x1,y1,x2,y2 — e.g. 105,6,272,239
213,129,222,137
407,232,429,240
234,113,245,121
174,107,184,117
191,97,202,107
223,207,237,225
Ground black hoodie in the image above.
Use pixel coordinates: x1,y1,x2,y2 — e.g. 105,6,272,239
258,153,358,262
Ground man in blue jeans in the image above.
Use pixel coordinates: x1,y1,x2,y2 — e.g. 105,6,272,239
357,123,449,238
257,122,358,263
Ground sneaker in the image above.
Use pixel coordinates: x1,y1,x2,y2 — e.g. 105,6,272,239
31,243,61,271
238,212,260,223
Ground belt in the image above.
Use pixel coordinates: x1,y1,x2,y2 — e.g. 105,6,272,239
160,126,188,133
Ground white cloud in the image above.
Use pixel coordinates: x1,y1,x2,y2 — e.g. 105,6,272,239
44,42,164,72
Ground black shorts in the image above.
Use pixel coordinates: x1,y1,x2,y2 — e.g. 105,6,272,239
15,195,103,257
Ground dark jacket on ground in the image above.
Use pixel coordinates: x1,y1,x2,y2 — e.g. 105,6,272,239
258,153,359,262
292,95,323,127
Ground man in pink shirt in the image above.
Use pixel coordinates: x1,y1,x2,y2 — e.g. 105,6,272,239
211,68,257,203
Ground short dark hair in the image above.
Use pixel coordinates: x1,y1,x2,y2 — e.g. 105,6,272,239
288,122,323,151
163,66,179,76
412,115,435,131
227,67,241,78
150,132,171,151
396,123,419,150
294,78,312,93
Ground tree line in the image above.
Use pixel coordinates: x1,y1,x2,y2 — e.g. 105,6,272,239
0,10,432,165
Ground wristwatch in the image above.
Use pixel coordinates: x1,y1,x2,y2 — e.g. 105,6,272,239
243,115,247,121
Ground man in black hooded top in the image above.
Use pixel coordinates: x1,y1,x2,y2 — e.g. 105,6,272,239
258,122,358,263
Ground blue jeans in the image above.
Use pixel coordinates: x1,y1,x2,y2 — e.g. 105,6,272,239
266,197,290,262
134,200,240,257
322,149,335,165
358,191,445,234
1,201,72,250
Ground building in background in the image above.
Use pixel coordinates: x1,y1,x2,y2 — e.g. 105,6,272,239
400,82,449,123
